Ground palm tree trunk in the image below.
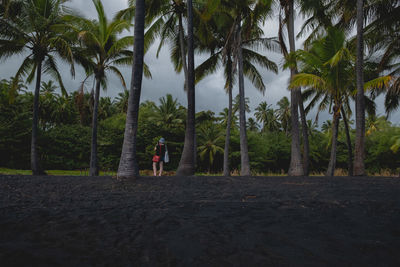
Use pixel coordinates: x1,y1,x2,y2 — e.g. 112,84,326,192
117,0,145,179
31,61,45,175
176,0,196,176
298,89,309,176
178,14,188,91
287,0,304,176
354,0,366,176
237,20,251,176
326,109,340,176
89,78,101,176
341,108,353,176
223,80,233,176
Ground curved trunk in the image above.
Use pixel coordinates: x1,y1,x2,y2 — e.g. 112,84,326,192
89,78,101,176
354,0,366,176
31,60,46,175
223,81,233,176
326,109,340,176
117,0,145,179
287,0,304,176
341,108,353,176
176,0,196,176
237,21,251,176
298,89,309,176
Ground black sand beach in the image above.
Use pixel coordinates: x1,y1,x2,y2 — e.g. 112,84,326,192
1,175,399,266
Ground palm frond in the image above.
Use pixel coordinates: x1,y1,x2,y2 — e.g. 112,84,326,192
195,52,221,84
290,73,326,91
243,60,265,93
43,55,67,96
108,65,127,89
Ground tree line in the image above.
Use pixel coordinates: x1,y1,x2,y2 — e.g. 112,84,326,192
1,82,399,174
0,0,398,177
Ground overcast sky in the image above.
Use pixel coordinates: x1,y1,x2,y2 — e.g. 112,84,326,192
1,0,399,126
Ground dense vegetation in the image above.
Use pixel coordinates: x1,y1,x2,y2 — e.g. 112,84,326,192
0,0,399,176
0,79,398,174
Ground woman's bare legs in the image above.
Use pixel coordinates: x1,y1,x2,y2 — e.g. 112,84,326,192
153,162,157,176
158,161,164,176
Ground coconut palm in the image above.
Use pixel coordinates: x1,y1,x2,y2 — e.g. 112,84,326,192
115,89,129,113
277,96,291,135
277,0,305,176
176,0,196,175
117,0,190,91
149,94,185,129
354,0,366,176
217,108,238,130
196,0,277,175
292,27,389,176
255,101,280,132
117,0,146,178
0,0,75,175
247,118,260,132
197,123,224,173
69,0,145,176
290,27,354,176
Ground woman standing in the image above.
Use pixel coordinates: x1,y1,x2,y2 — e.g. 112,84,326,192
153,138,167,176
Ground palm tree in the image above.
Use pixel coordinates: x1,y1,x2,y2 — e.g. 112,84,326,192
197,123,224,173
290,27,354,176
255,101,280,132
354,0,365,176
0,0,74,175
277,96,291,135
69,0,142,176
149,94,185,130
284,0,304,176
217,108,238,129
196,0,277,176
247,117,259,132
115,89,129,113
176,0,196,176
117,0,146,178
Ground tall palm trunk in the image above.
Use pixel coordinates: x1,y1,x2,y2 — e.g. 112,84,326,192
341,108,353,176
326,106,340,176
354,0,365,176
287,0,304,176
223,77,233,176
176,0,196,176
89,77,101,176
237,20,251,176
178,14,188,90
117,0,145,178
31,61,45,175
298,88,309,175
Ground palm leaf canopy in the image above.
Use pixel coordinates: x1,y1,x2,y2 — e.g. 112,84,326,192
0,0,75,96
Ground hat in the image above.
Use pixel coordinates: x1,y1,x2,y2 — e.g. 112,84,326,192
159,137,165,143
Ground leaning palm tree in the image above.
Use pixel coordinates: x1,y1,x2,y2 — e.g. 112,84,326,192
68,0,147,176
117,0,146,178
0,0,74,175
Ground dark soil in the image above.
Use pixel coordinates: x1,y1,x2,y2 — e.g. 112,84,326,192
1,175,399,266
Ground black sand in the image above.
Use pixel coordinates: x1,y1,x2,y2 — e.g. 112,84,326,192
1,175,399,266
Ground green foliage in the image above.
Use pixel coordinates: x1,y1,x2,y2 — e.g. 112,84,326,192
41,124,91,170
365,126,400,174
